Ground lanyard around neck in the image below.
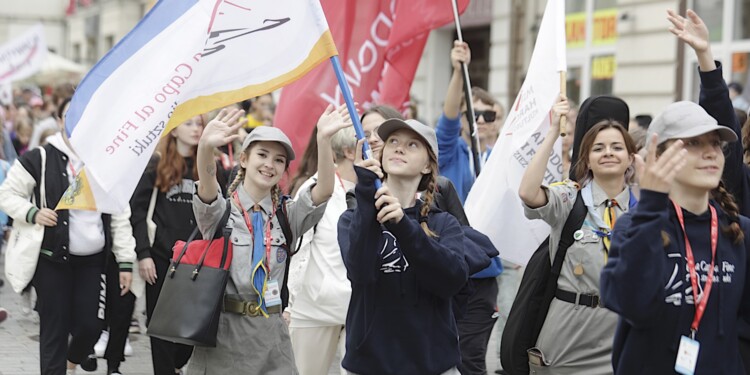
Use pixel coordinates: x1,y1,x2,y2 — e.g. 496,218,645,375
232,190,274,266
334,171,346,191
671,200,718,338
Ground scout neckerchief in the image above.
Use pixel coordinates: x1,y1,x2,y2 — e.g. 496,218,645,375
581,183,637,261
232,190,273,317
672,200,718,339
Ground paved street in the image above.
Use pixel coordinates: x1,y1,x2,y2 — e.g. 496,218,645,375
0,250,502,374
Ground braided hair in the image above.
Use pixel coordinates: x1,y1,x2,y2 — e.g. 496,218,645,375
418,155,439,238
227,167,245,194
711,181,744,244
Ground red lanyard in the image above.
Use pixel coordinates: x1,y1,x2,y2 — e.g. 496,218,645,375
672,200,718,337
232,191,273,267
335,171,346,191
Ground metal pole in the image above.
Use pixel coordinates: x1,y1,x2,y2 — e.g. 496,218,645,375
330,55,382,189
451,0,483,177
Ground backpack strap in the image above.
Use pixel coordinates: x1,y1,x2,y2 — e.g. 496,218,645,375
274,195,294,310
550,190,586,279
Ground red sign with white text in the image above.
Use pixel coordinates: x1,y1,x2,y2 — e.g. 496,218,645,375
274,0,469,173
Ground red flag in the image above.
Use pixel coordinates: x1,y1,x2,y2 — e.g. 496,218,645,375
274,0,470,174
65,0,76,16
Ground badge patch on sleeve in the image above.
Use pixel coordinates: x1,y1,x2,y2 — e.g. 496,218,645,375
276,247,287,264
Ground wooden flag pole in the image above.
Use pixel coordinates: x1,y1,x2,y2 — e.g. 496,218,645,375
559,71,568,137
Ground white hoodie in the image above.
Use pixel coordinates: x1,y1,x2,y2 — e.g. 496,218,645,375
288,172,353,327
47,133,105,256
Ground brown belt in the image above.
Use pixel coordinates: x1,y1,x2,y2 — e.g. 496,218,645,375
223,296,281,316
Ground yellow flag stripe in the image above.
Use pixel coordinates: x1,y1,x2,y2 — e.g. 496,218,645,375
165,30,338,137
56,30,337,212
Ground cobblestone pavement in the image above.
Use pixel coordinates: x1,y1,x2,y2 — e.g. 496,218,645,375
0,253,501,374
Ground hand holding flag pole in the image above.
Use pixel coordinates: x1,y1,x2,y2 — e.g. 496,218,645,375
330,55,382,189
452,0,482,177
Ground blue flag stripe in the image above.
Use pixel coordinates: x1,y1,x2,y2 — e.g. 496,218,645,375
65,0,200,136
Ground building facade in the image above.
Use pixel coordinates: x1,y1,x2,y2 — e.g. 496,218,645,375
412,0,750,125
6,0,750,125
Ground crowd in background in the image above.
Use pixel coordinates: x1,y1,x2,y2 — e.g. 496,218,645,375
3,8,750,375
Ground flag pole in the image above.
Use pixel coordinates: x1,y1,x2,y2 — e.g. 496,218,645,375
451,0,482,177
329,55,382,189
559,71,567,136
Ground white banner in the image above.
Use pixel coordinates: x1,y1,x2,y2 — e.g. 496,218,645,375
0,24,47,84
465,0,567,266
61,0,336,213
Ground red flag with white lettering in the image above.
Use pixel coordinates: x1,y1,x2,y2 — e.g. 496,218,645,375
274,0,470,173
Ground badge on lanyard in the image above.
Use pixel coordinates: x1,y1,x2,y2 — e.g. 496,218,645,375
671,200,718,375
264,279,282,307
675,335,700,375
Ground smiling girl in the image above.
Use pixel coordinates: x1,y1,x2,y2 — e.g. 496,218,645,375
518,96,638,374
188,105,351,373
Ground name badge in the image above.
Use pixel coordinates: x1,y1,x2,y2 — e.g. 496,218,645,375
675,335,700,375
264,279,282,307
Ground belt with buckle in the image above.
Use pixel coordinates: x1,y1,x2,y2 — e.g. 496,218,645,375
223,295,282,316
555,289,601,308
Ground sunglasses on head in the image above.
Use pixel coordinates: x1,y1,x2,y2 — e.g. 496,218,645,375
470,110,497,123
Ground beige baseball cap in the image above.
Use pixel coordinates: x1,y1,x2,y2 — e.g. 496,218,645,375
377,119,439,160
647,101,737,148
240,126,295,161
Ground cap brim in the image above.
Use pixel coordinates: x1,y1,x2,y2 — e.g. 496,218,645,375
670,124,738,143
377,119,411,142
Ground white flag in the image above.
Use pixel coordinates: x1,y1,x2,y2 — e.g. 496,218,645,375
60,0,337,213
0,24,47,84
465,0,567,266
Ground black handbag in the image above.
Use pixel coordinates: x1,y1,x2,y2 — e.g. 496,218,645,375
147,199,232,347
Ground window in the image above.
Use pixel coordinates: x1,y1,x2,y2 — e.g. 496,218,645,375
457,26,491,90
731,52,750,104
591,55,615,96
567,67,583,105
105,35,115,52
73,43,81,63
86,36,97,64
734,0,750,40
694,0,723,42
594,0,616,10
567,0,586,13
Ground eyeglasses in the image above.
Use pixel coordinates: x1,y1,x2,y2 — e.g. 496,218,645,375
470,110,497,123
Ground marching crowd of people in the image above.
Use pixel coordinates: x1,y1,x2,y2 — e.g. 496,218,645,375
2,8,750,375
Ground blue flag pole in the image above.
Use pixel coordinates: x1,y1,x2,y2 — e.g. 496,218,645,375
329,55,382,189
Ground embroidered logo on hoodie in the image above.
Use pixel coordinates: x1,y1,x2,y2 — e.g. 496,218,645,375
380,230,409,273
664,252,736,306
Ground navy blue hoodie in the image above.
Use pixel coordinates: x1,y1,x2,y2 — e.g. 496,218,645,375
694,62,750,345
601,190,750,374
337,166,469,375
